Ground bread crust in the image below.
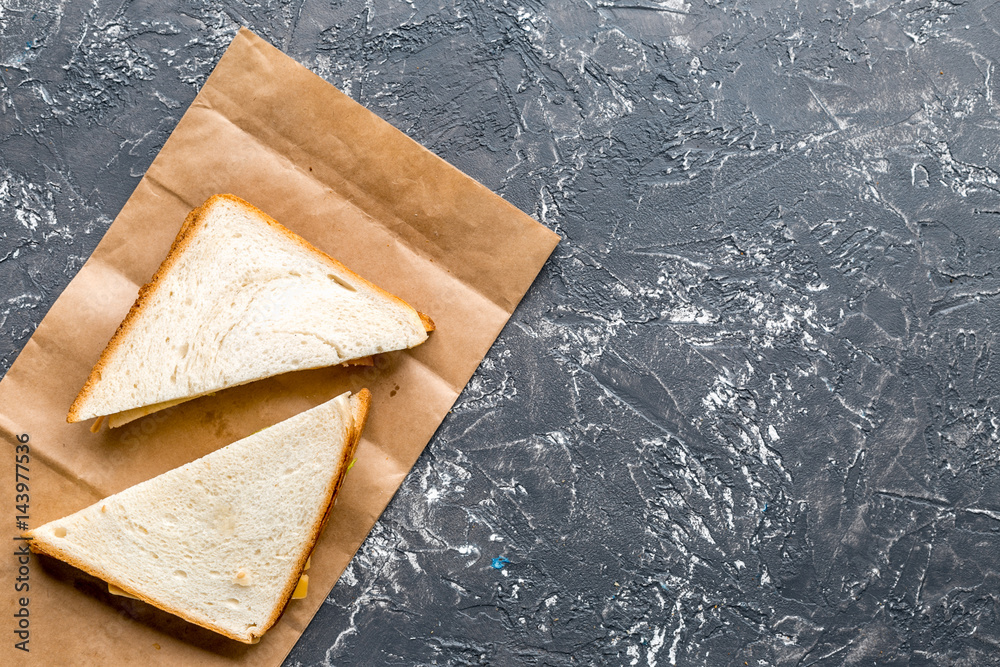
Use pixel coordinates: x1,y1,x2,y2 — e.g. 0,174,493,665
31,388,373,643
257,388,371,640
68,194,430,422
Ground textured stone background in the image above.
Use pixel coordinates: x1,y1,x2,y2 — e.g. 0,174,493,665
3,0,1000,665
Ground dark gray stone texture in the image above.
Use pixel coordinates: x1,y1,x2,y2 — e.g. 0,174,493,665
3,0,1000,665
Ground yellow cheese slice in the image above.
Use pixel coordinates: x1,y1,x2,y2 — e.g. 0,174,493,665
108,395,200,428
108,582,141,600
292,574,309,599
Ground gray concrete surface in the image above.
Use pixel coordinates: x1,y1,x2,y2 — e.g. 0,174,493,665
3,1,1000,665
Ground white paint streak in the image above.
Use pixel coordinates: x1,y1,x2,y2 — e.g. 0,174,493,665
668,597,684,665
648,626,667,667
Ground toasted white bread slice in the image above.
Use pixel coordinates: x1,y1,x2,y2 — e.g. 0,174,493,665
28,389,371,643
68,194,433,424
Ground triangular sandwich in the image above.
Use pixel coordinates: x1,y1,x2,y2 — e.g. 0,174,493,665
68,194,432,426
28,389,370,643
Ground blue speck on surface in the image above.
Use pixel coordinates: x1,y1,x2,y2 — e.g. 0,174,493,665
491,557,509,570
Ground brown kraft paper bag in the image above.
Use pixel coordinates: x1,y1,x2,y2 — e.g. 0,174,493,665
0,28,558,666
